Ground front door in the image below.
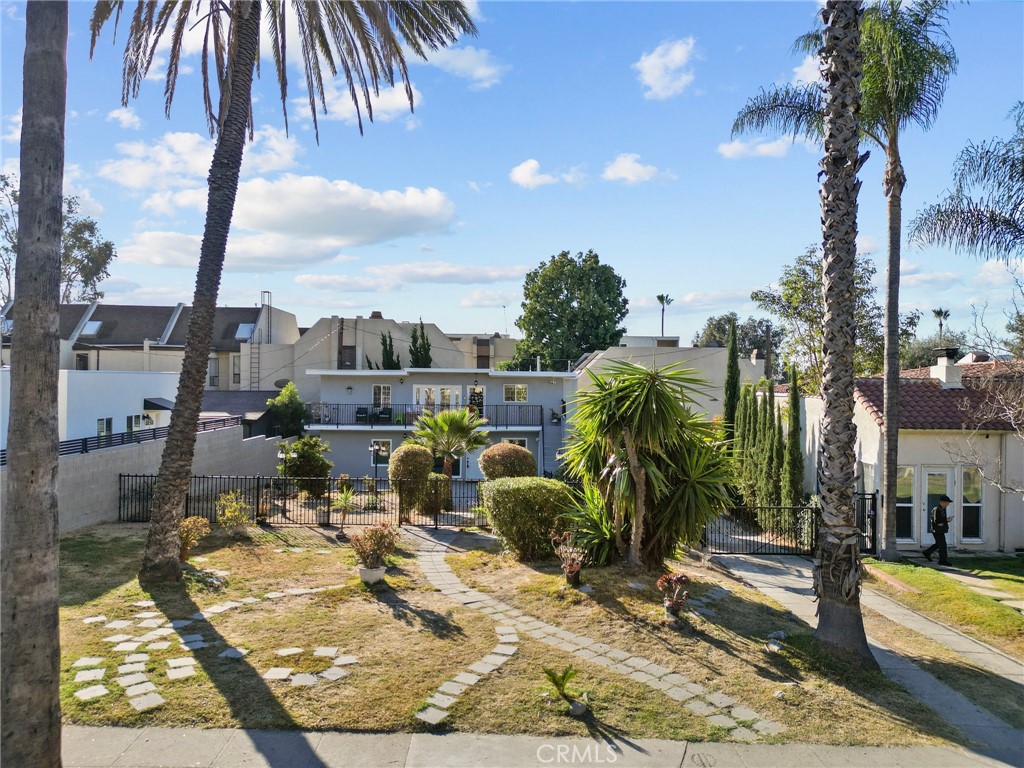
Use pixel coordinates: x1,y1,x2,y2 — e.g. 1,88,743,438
923,467,955,547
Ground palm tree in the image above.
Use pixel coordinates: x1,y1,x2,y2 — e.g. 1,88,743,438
656,293,673,336
90,1,476,583
814,0,875,664
733,0,957,563
911,102,1024,262
932,307,950,342
409,407,490,478
1,3,68,763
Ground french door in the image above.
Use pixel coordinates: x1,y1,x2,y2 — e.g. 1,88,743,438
922,467,955,546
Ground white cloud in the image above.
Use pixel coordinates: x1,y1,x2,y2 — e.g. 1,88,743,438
98,132,213,190
293,274,392,293
3,108,22,142
973,260,1019,289
902,270,962,288
459,289,520,309
856,234,879,255
467,180,491,194
364,261,525,285
106,107,142,130
63,164,104,217
633,37,697,100
602,153,664,184
717,137,797,159
791,54,819,86
509,159,583,189
144,54,194,82
243,126,302,174
419,46,508,89
674,288,752,310
315,81,422,126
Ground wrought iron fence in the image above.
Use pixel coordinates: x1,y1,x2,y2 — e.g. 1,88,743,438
704,504,820,556
304,403,543,428
0,416,241,468
118,473,488,529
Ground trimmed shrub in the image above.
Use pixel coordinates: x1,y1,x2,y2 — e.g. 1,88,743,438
277,436,333,498
389,444,434,521
482,477,575,561
422,473,452,515
178,517,211,562
478,442,537,480
215,491,253,537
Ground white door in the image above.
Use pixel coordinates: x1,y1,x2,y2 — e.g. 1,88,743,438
922,467,955,546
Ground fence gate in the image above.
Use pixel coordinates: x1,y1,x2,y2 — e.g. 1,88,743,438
704,505,819,556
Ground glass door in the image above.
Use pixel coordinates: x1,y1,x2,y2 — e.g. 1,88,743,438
923,467,955,546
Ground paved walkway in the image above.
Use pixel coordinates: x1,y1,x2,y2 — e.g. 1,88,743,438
713,555,1024,766
905,554,1024,615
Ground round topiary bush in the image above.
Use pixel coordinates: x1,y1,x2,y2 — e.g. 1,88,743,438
388,444,434,521
421,473,452,516
482,477,575,561
478,442,537,480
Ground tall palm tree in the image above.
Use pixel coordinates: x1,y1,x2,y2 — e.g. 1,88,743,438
409,407,490,478
733,0,957,563
814,0,875,664
90,1,476,583
932,307,950,342
911,102,1024,262
1,3,68,764
656,293,673,336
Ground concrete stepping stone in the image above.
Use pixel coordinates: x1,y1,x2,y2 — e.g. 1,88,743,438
578,585,594,594
191,612,214,620
729,727,758,742
416,707,448,725
129,692,164,711
103,634,134,644
113,642,142,653
125,653,149,663
134,611,161,619
136,633,162,643
276,647,303,656
115,673,149,688
137,619,165,629
666,686,696,702
179,634,204,644
497,634,519,644
289,548,305,553
627,582,647,590
426,692,458,709
74,685,109,701
437,681,466,696
732,706,760,721
453,672,480,686
265,592,286,599
291,673,318,686
263,667,292,681
662,673,687,686
643,663,670,678
182,641,207,651
286,588,313,595
211,570,230,577
313,647,338,657
495,625,517,634
167,657,195,668
606,649,630,662
333,655,358,666
686,700,716,715
683,682,707,696
492,645,517,656
320,667,349,681
481,654,510,667
104,620,134,630
167,666,196,680
167,620,192,629
150,628,175,637
753,719,783,734
708,714,737,728
468,662,496,675
205,605,229,614
126,682,157,697
147,642,172,651
133,600,157,608
219,648,249,659
117,663,146,675
83,615,107,624
73,657,105,668
221,601,243,609
240,597,260,604
74,669,106,683
706,692,736,708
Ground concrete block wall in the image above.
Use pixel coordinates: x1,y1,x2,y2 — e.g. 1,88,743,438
0,426,284,534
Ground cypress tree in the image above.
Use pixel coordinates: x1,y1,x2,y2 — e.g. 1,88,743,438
773,408,785,508
741,385,758,506
757,380,773,508
782,364,805,506
723,319,740,444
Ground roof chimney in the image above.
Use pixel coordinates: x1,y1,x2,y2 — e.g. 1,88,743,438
930,348,962,389
369,311,384,320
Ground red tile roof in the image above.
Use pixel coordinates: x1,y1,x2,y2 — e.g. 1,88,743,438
896,361,1018,379
853,377,1016,431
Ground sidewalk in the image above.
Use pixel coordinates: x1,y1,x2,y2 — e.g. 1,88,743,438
62,725,1014,768
712,555,1024,766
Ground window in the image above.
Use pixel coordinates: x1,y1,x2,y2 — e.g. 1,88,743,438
96,418,112,437
235,323,255,341
126,415,142,433
79,320,102,337
961,466,983,539
370,440,391,466
207,357,220,387
502,438,527,448
372,384,391,408
433,455,462,477
75,353,89,371
503,384,528,402
468,386,485,412
414,385,460,410
232,355,241,385
895,466,914,539
0,317,12,335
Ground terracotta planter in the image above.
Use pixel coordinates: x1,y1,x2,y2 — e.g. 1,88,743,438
359,566,386,584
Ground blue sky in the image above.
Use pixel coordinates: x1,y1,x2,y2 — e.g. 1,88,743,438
2,1,1022,345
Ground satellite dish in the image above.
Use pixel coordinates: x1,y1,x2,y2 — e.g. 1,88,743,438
273,378,290,389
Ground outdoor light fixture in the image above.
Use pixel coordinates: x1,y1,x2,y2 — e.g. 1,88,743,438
474,379,478,386
142,414,154,426
346,386,353,395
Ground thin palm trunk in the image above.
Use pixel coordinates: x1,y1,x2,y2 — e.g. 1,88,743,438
622,427,646,567
1,3,68,763
139,1,262,583
879,136,905,563
814,0,876,665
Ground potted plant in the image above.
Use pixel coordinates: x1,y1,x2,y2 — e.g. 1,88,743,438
331,486,356,539
349,522,399,583
551,531,584,587
657,572,690,619
543,665,588,717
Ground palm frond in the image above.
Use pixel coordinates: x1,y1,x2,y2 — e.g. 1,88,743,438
731,84,824,141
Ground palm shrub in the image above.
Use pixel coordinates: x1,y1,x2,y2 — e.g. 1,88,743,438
482,477,575,561
478,442,536,479
388,444,433,522
565,480,621,566
277,436,333,498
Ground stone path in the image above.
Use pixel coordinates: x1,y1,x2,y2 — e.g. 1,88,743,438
409,529,782,741
262,647,360,686
715,555,1024,765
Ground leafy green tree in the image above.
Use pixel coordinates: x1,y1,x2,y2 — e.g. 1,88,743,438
1007,310,1024,358
1,5,68,764
782,365,805,507
911,101,1024,261
511,249,628,371
90,0,476,583
901,329,969,369
277,436,333,498
380,331,401,369
409,319,432,368
409,407,490,478
723,319,740,444
692,312,785,380
0,173,116,304
265,381,305,438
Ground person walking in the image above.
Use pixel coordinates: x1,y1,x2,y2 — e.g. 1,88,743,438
923,494,954,565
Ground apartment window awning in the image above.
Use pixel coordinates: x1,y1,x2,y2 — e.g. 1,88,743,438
143,397,175,411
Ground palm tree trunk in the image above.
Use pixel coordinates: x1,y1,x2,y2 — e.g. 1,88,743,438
814,0,876,665
622,428,647,568
879,134,905,563
139,1,263,583
1,3,67,764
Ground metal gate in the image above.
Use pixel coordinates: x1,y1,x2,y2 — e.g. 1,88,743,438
704,504,819,556
855,491,877,555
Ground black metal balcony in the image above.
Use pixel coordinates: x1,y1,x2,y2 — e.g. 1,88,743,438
304,402,543,428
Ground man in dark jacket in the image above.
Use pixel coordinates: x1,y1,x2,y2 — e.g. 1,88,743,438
923,494,954,566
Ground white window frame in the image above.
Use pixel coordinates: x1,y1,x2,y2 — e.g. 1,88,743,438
373,384,392,408
232,354,241,385
96,417,112,437
415,385,460,410
503,383,528,402
960,465,984,541
126,414,142,433
502,438,528,448
894,465,916,541
370,439,392,467
207,357,220,387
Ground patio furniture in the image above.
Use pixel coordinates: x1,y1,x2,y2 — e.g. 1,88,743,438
355,407,369,424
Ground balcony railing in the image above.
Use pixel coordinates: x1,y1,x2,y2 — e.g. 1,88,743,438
305,402,543,428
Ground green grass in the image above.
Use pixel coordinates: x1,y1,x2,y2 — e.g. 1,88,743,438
863,557,1024,658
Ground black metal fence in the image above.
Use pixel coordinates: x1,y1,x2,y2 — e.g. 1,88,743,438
704,504,820,556
855,491,877,555
118,473,488,529
0,416,241,468
305,402,543,428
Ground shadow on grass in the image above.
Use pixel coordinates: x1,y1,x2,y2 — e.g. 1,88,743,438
60,531,146,606
576,708,649,757
369,583,466,640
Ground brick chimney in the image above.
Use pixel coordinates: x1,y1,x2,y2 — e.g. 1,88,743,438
929,347,962,389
